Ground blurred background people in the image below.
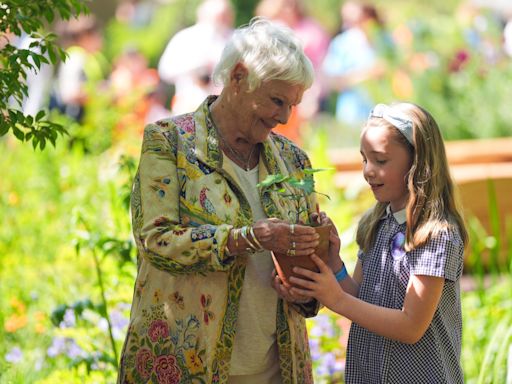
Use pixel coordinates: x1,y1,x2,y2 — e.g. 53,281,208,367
158,0,234,115
321,1,393,129
115,0,155,28
50,15,105,122
109,47,171,138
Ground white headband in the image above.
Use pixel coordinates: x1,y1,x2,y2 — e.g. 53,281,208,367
368,103,414,146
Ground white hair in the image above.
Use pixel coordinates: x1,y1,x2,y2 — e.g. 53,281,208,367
212,17,314,91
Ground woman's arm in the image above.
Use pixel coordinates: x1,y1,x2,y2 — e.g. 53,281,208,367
133,123,235,275
290,254,444,344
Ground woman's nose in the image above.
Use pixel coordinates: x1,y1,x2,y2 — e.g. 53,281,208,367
276,106,292,125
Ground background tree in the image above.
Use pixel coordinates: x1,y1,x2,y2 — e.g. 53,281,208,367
0,0,89,150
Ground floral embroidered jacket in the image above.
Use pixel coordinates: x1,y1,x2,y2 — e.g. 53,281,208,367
118,97,319,384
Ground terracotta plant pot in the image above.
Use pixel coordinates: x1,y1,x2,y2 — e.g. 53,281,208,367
272,224,331,289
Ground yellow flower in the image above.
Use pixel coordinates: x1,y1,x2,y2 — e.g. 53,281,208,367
10,297,26,313
184,349,204,375
8,192,19,206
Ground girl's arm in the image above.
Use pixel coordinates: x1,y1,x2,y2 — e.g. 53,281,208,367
290,254,444,344
339,260,363,298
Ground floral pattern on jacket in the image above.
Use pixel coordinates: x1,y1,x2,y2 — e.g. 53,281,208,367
118,96,318,384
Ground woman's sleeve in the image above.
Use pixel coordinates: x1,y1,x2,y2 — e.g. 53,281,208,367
131,123,234,275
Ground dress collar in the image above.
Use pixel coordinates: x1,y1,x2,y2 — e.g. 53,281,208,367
385,205,407,224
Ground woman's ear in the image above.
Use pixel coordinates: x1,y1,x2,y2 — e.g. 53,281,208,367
230,63,248,91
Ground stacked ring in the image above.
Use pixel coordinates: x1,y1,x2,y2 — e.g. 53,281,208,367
287,249,296,256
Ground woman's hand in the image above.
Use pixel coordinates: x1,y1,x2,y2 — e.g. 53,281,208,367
288,254,345,311
252,218,319,256
271,270,311,303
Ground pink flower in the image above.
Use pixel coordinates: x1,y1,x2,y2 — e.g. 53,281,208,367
148,319,169,343
135,348,154,379
154,354,182,384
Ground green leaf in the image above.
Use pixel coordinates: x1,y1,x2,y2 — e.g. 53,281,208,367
36,110,45,121
12,126,25,141
257,174,289,188
288,178,315,194
0,123,10,136
32,54,41,70
303,167,333,174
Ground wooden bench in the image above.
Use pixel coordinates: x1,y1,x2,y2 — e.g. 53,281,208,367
328,137,512,186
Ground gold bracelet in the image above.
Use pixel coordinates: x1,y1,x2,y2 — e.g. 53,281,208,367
240,226,258,252
249,226,264,250
233,228,240,248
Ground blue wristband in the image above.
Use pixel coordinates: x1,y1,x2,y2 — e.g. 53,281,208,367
334,264,348,282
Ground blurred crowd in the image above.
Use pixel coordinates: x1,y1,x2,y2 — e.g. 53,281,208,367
10,0,512,144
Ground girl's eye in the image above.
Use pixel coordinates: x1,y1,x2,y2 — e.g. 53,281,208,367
272,97,284,107
376,159,387,165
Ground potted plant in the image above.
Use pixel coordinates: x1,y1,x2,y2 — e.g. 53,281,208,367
257,168,332,288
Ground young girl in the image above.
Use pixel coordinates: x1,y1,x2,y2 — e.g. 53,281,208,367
287,102,468,383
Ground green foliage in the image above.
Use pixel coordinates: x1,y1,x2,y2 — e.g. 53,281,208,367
0,0,89,149
258,167,331,224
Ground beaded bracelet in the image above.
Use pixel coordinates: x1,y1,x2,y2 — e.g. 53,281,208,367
334,264,348,282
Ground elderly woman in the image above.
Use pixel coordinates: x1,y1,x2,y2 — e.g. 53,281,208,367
118,18,323,384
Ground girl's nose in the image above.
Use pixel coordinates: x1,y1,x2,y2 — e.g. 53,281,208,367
363,162,375,179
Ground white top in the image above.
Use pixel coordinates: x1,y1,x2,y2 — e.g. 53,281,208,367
223,155,281,383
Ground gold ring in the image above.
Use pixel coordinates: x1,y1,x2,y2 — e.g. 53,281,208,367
287,249,296,256
290,224,295,235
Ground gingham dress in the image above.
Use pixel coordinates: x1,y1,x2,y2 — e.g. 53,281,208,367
345,208,464,384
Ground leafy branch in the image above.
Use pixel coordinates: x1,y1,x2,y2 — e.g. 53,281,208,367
0,0,90,149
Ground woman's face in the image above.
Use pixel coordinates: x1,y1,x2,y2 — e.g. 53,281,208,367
360,125,413,212
236,78,304,144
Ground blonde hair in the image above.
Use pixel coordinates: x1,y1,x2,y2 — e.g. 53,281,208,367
356,102,468,252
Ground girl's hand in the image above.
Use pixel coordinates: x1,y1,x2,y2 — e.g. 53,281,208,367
289,254,345,311
271,270,311,303
253,218,319,256
310,211,343,272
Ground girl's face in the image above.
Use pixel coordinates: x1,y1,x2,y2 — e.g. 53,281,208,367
234,76,304,144
360,125,413,212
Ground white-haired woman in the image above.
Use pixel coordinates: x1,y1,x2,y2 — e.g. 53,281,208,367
118,18,326,384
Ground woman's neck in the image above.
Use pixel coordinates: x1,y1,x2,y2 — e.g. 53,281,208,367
210,95,253,152
210,96,260,170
